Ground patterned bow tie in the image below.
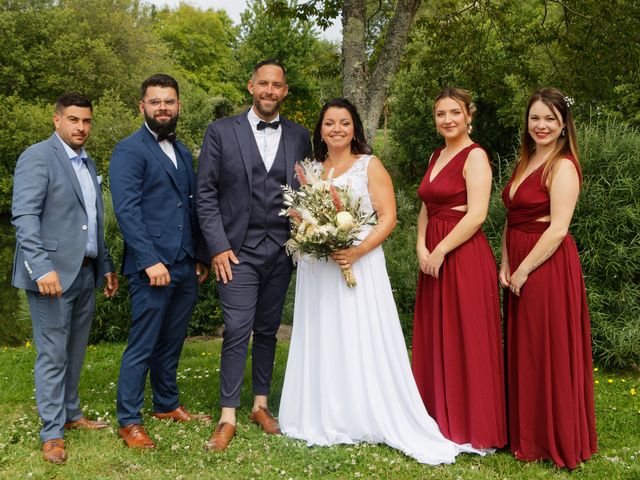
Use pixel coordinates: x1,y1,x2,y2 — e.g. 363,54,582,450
257,120,280,130
157,132,177,143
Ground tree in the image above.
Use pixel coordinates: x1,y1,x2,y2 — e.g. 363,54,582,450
237,0,341,128
152,4,243,103
268,0,422,142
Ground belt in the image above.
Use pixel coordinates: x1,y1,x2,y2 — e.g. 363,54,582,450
81,257,94,267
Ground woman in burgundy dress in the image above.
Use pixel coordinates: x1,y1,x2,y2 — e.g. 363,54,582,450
500,88,597,469
412,88,506,449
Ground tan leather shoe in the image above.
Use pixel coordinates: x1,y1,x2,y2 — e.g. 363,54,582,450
153,405,212,423
42,438,66,464
204,422,236,452
118,424,156,449
249,406,281,434
64,416,109,430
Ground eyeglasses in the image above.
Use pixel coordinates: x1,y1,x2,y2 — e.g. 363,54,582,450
144,99,178,107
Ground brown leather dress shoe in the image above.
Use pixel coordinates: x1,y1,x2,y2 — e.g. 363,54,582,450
64,416,109,430
152,405,212,423
204,422,236,452
118,424,156,449
249,406,281,434
42,438,66,464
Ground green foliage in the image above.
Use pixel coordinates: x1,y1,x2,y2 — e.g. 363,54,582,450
152,4,243,103
0,96,52,213
390,0,640,177
0,0,172,105
573,119,640,368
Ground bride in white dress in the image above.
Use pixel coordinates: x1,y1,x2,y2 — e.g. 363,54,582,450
279,98,481,464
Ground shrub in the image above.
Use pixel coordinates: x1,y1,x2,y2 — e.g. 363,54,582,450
573,119,640,368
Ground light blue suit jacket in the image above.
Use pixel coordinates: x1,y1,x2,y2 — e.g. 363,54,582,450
11,133,114,292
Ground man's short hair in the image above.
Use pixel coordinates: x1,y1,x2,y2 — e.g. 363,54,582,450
141,74,180,99
55,92,92,114
252,59,287,80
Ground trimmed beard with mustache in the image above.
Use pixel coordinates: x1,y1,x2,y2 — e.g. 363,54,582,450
145,111,179,138
254,95,283,119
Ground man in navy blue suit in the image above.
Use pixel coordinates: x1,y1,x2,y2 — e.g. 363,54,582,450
110,74,210,449
197,59,311,451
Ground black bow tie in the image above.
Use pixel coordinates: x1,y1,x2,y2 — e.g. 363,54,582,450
257,120,280,130
157,132,177,143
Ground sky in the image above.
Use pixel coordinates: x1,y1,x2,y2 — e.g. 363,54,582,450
148,0,342,42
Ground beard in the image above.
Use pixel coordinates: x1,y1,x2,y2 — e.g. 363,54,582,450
144,110,179,137
253,95,283,119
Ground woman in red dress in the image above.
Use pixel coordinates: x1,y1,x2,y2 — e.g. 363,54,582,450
500,88,597,469
412,88,506,449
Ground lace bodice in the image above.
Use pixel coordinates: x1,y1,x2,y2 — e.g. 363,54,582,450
328,155,374,240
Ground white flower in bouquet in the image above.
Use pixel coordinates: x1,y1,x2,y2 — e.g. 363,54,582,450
336,211,354,230
280,159,377,287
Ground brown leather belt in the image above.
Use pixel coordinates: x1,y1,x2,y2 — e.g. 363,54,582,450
81,257,94,267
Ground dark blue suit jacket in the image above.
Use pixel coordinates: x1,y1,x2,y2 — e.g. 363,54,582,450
110,126,205,275
196,110,311,258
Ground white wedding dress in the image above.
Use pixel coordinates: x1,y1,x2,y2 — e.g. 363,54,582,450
279,155,480,464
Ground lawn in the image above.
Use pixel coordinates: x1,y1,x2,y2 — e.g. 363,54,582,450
0,339,638,479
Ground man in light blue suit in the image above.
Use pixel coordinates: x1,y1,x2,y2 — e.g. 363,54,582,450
11,92,119,464
110,74,210,449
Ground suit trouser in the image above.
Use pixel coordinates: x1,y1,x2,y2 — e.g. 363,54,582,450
27,263,96,442
117,257,198,427
217,236,293,407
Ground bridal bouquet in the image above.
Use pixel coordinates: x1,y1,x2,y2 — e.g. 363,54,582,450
280,159,377,287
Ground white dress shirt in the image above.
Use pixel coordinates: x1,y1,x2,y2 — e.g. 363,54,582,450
247,108,282,172
145,123,177,168
55,133,98,258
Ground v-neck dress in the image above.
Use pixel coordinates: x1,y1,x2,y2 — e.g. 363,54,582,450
412,144,507,449
502,156,597,469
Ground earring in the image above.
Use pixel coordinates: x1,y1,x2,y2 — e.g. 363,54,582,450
467,124,473,134
320,137,325,142
561,128,566,137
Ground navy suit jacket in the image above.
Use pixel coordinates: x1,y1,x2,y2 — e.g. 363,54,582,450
109,126,205,276
196,110,312,258
11,134,113,292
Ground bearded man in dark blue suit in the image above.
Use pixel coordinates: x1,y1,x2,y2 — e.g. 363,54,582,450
110,74,210,449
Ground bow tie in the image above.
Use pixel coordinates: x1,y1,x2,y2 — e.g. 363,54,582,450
157,132,177,143
257,120,280,130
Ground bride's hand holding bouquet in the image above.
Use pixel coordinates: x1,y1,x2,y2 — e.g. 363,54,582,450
280,159,376,287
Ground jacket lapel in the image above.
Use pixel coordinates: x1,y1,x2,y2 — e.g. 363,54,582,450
234,111,254,186
86,157,104,225
50,134,86,211
281,118,297,185
140,126,180,192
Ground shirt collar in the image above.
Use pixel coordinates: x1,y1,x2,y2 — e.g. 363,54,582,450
247,107,280,129
55,132,88,161
145,122,159,140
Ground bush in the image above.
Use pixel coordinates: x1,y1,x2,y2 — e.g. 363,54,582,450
573,119,640,368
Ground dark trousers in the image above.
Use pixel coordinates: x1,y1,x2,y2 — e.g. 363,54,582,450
27,263,96,442
217,236,293,407
117,257,198,426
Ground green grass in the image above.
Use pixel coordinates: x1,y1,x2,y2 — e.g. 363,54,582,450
0,340,638,479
